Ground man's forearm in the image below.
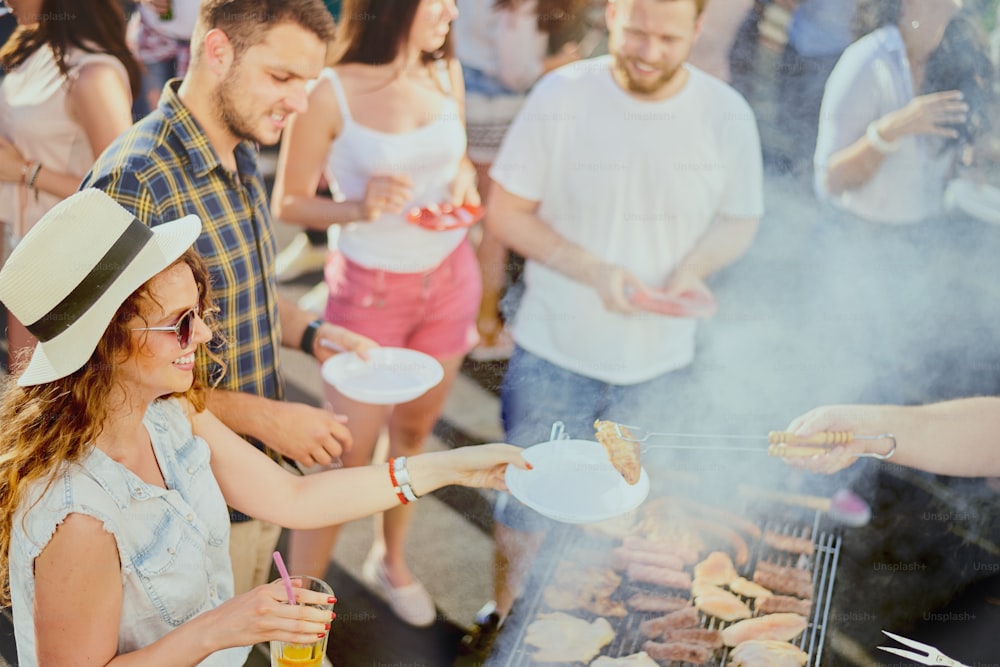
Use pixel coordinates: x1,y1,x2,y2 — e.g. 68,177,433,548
676,216,760,280
488,207,605,286
886,398,1000,476
278,292,317,352
205,388,274,444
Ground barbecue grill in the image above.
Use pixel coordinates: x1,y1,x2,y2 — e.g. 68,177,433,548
488,498,842,666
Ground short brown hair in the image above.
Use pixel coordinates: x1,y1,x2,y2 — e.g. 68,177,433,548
194,0,336,59
615,0,707,17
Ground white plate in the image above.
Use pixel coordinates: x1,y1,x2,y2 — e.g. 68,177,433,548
320,348,444,405
945,178,1000,225
505,439,650,524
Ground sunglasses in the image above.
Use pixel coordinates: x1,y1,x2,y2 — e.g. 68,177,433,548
131,306,205,349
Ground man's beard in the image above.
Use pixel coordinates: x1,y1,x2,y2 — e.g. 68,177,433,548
212,71,261,144
612,52,684,95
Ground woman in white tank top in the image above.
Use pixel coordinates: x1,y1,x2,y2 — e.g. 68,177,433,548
271,0,482,627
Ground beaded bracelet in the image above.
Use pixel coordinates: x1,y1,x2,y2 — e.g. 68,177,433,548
387,456,419,504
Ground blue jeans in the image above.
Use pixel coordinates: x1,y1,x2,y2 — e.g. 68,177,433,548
461,63,517,97
494,345,690,531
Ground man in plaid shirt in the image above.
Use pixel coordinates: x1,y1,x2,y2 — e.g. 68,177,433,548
84,0,374,596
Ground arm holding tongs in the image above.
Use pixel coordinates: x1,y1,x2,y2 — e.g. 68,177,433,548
784,398,1000,476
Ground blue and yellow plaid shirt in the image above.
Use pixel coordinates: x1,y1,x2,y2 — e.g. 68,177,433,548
83,80,284,405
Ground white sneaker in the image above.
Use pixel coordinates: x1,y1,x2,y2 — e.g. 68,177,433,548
361,549,436,627
297,281,330,315
275,232,327,282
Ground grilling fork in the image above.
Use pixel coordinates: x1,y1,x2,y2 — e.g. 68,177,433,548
612,423,897,460
878,630,971,667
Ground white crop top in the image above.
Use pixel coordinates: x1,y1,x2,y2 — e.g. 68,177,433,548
321,66,469,273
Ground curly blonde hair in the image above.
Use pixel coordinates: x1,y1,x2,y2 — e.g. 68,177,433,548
0,249,222,605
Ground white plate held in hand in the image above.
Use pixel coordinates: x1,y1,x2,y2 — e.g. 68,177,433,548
321,348,444,405
505,439,650,524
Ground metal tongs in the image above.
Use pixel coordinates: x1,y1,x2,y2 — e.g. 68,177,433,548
613,423,897,460
878,630,971,666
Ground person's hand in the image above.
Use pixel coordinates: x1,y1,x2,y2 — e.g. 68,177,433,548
262,401,352,467
659,267,713,301
202,580,335,651
437,443,532,491
448,161,481,208
362,174,414,220
140,0,172,15
313,322,379,363
782,405,885,474
591,264,646,313
0,137,26,183
879,90,969,142
592,263,644,313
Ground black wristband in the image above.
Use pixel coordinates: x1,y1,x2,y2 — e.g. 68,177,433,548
300,318,323,357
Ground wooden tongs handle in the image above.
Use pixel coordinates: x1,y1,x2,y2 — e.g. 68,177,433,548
767,431,853,458
768,431,853,445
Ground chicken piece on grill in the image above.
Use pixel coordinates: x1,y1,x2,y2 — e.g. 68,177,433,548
544,565,625,616
694,587,752,622
590,651,660,667
525,612,614,663
721,613,808,647
728,576,773,600
691,579,726,599
594,419,642,485
729,639,808,666
694,551,739,586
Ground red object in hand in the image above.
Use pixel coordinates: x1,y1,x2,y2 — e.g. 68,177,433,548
629,288,717,318
405,203,485,231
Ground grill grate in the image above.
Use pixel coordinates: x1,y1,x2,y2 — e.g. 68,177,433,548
490,505,842,667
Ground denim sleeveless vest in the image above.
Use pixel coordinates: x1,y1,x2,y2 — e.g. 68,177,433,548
10,398,250,666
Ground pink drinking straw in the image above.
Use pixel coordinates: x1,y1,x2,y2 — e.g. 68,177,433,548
272,551,298,605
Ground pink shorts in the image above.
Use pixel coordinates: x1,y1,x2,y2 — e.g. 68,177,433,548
323,241,482,359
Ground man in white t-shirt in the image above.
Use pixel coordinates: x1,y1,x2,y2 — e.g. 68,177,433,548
459,0,764,652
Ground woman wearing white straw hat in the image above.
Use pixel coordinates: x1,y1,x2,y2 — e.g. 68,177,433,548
0,188,530,667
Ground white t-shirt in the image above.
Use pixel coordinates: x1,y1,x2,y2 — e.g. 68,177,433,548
491,57,764,384
813,26,956,223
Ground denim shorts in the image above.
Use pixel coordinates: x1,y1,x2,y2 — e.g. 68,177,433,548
494,345,691,532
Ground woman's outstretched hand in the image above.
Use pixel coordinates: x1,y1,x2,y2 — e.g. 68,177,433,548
413,444,531,495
